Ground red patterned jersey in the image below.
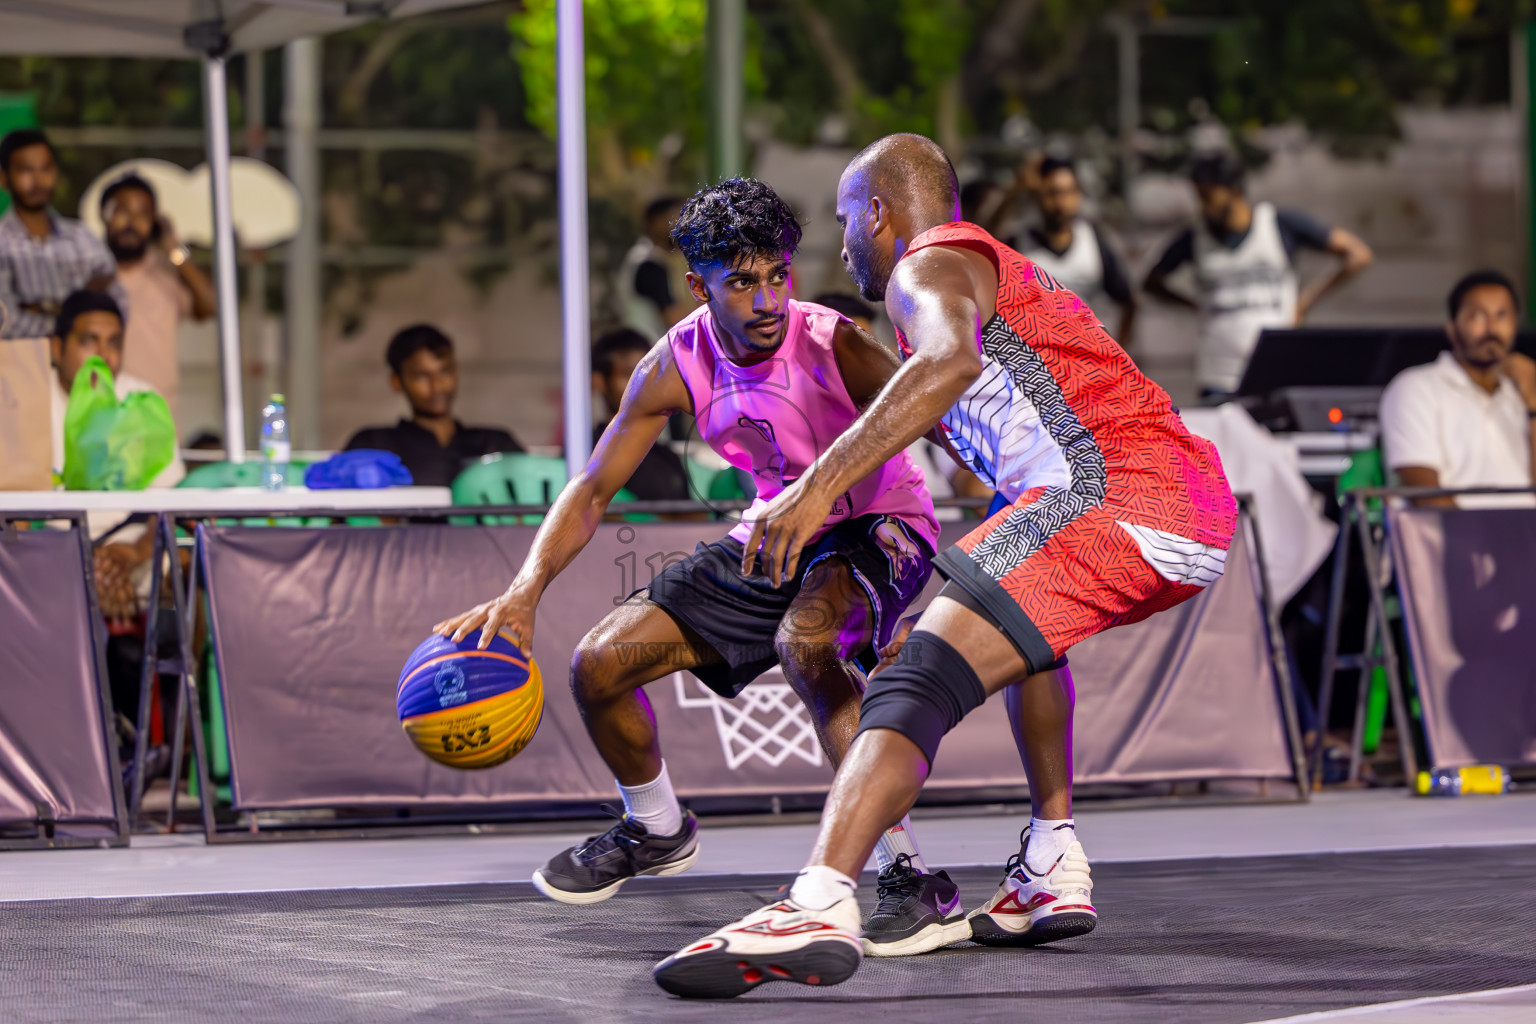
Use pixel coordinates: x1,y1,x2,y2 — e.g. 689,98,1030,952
896,221,1236,549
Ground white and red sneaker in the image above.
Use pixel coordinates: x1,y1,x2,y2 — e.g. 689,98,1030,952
653,895,863,999
966,827,1097,947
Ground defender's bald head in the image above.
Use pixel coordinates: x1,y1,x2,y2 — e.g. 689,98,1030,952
843,133,960,227
835,134,961,301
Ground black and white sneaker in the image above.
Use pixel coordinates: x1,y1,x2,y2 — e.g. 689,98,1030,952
532,809,700,905
860,855,972,956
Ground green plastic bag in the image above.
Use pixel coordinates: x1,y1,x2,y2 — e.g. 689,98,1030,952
62,356,175,491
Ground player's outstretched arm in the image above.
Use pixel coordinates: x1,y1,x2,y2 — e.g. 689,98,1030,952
743,246,987,584
433,343,688,650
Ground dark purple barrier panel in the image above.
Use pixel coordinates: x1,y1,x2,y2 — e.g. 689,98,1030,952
1390,506,1536,769
0,524,124,841
932,515,1293,788
204,513,1293,811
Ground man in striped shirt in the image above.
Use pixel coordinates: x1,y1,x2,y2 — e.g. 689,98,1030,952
0,129,121,339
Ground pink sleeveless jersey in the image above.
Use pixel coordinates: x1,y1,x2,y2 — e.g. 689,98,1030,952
667,299,940,550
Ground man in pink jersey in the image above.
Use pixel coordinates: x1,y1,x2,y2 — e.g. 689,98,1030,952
654,137,1235,998
435,179,957,950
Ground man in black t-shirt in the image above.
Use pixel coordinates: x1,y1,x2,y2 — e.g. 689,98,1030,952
345,324,522,487
591,327,690,500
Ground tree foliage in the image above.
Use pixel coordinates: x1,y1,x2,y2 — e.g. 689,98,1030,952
510,0,720,190
1155,0,1520,149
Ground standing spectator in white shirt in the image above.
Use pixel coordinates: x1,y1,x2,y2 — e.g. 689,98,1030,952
0,129,122,339
616,196,693,340
1379,270,1536,508
1143,154,1373,402
100,174,216,424
1019,157,1138,346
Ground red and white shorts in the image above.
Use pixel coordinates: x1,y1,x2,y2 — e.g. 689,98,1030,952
933,485,1232,673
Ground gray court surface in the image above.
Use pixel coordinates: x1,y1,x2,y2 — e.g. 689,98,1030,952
6,789,1535,902
3,845,1532,1024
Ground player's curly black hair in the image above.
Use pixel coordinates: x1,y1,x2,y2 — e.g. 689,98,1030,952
671,177,802,273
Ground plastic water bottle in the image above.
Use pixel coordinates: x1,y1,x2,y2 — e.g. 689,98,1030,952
1416,765,1510,796
260,394,290,492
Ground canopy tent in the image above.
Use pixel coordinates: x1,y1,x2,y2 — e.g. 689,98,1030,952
0,1,484,58
0,0,591,473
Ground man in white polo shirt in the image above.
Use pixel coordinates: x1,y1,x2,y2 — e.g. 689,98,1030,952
1379,270,1536,508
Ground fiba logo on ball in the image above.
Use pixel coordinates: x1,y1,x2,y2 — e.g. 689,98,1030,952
397,633,545,770
432,663,469,708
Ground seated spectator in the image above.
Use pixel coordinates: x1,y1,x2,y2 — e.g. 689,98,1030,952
48,291,184,651
0,129,122,339
1379,270,1536,508
49,291,185,788
101,173,216,422
592,327,690,500
345,324,523,487
49,290,183,490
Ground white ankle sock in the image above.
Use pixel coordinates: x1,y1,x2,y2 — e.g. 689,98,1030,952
617,761,683,836
1024,817,1075,875
789,864,857,911
874,815,928,874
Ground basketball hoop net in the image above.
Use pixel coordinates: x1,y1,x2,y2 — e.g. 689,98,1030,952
670,671,823,770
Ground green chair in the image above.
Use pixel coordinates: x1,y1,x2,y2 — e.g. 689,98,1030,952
708,464,750,502
177,460,324,527
1336,447,1385,524
187,642,232,805
178,460,267,489
1335,446,1397,755
452,453,570,524
682,457,750,505
684,458,718,502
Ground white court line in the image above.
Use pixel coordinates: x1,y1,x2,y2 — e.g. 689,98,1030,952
4,837,1536,905
1247,983,1536,1022
3,836,1536,905
1085,836,1536,864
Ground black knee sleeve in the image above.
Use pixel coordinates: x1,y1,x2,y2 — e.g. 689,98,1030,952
855,631,986,767
936,581,1067,673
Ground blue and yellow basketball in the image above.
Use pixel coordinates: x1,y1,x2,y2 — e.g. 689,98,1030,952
396,631,543,770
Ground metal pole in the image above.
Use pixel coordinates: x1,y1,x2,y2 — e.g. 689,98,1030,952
1521,22,1535,321
284,37,323,451
203,55,247,462
1115,16,1140,187
557,0,592,478
244,51,273,410
1311,496,1354,789
1355,510,1419,784
708,0,745,180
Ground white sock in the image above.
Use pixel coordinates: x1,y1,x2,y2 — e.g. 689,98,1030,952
874,815,929,874
1024,817,1075,875
789,864,857,911
617,761,683,837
